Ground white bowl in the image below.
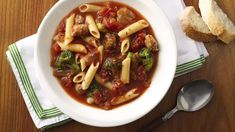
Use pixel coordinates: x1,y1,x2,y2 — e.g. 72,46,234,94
35,0,177,127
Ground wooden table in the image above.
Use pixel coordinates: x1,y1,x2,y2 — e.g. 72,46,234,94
0,0,234,131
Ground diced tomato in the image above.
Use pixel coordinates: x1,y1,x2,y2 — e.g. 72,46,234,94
103,17,122,31
58,22,65,32
102,89,111,101
99,68,113,81
93,90,112,109
102,101,112,110
86,44,96,53
97,7,122,31
93,91,103,104
52,43,61,55
97,8,108,16
75,53,85,59
97,7,115,17
112,79,128,96
117,54,126,60
137,65,147,81
61,74,74,89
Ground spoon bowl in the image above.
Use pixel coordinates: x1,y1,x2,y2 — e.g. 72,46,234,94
163,80,214,121
177,80,214,111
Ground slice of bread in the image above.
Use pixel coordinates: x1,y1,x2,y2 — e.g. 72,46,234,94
199,0,235,44
180,6,217,42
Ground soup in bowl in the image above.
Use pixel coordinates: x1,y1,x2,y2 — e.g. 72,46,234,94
35,0,177,127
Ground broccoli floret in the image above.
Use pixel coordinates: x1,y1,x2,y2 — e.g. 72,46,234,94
56,50,73,66
127,52,133,59
56,50,81,73
138,48,154,71
69,63,81,72
87,81,101,97
103,58,121,71
103,58,113,70
139,48,151,58
142,57,154,71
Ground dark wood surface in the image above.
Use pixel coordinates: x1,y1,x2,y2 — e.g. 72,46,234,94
0,0,235,131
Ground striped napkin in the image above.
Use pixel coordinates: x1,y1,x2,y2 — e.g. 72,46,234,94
5,0,208,130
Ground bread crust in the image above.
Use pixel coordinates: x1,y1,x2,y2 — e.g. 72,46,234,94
180,18,217,42
199,0,235,44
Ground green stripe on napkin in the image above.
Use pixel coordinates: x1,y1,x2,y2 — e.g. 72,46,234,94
8,44,63,119
175,55,206,77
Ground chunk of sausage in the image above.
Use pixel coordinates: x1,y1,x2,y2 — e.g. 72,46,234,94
103,33,117,50
144,35,158,51
72,24,89,37
117,7,136,26
130,32,146,52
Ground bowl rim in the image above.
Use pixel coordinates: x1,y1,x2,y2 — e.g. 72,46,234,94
35,0,177,127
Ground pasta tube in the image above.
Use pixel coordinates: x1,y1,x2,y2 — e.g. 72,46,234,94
121,57,131,84
65,14,75,45
97,45,104,63
73,72,85,83
80,58,87,71
118,20,149,39
75,54,80,64
82,63,100,90
86,15,100,39
79,4,102,13
82,36,98,48
58,42,87,54
121,38,130,54
111,88,140,105
95,74,113,90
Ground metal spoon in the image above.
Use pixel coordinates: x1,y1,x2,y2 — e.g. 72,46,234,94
141,80,214,132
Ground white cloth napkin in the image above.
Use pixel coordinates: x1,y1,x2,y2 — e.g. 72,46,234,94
6,0,208,129
155,0,208,77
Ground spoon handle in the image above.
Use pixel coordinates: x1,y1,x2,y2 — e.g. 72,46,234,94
162,107,178,121
140,108,179,132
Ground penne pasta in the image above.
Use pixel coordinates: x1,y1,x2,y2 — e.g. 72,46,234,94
75,54,80,64
86,15,100,39
95,74,113,90
97,45,104,63
80,58,87,71
79,4,102,13
111,88,140,105
82,36,98,48
58,42,87,54
73,72,85,83
118,20,149,39
82,63,100,90
121,38,130,54
65,14,75,45
121,57,131,84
